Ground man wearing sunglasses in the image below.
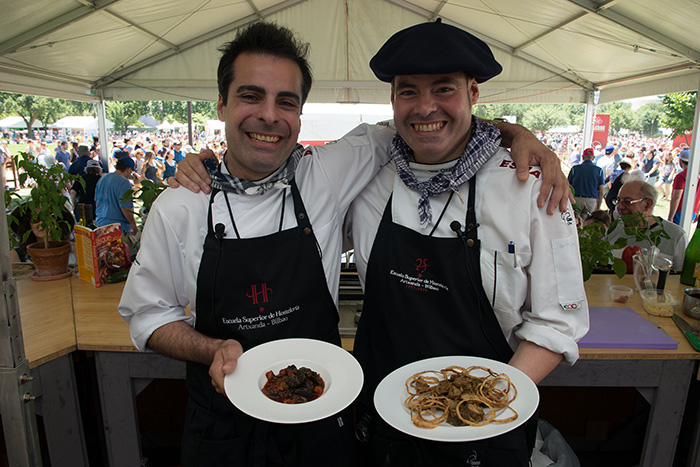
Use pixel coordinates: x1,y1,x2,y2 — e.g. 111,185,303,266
607,179,687,269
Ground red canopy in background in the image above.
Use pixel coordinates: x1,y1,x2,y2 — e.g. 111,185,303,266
673,132,693,149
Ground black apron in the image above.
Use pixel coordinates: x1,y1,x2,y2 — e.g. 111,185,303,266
181,181,355,467
353,175,532,467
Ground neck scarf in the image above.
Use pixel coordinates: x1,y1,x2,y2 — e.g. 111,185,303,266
208,144,305,195
390,116,501,228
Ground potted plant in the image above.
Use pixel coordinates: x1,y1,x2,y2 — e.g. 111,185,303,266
578,219,627,281
7,153,83,279
577,211,670,282
614,211,671,289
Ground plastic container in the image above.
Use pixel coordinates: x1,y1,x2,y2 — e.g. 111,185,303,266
639,289,680,317
610,285,633,303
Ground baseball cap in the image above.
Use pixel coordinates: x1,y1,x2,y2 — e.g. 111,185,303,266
605,145,615,154
86,160,101,168
582,148,594,157
680,149,691,163
118,157,136,170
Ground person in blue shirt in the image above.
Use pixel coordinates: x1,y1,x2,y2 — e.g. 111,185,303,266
95,156,138,233
55,141,71,171
172,141,186,164
568,147,605,215
68,144,93,175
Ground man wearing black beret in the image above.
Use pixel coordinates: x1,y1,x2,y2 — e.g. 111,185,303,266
347,20,588,466
167,20,581,466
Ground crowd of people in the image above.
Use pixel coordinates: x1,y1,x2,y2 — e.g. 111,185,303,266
3,133,225,252
565,136,696,273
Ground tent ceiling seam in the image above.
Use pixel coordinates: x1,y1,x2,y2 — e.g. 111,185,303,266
566,0,700,64
92,0,308,90
383,0,591,92
0,0,123,56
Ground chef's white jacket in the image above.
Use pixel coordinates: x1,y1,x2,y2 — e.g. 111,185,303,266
119,123,393,352
344,147,589,365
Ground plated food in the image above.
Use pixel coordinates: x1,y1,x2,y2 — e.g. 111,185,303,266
405,365,518,429
262,365,325,404
374,356,538,442
224,338,363,424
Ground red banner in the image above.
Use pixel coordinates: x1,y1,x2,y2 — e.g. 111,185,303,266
592,114,610,148
672,131,693,149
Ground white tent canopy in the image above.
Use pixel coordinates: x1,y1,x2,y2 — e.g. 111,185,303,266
0,116,43,129
0,0,698,106
0,0,699,230
49,116,113,131
157,120,172,130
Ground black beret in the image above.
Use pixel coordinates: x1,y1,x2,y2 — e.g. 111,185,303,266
370,19,502,83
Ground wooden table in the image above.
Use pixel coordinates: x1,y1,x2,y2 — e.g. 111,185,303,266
542,274,700,467
15,273,700,467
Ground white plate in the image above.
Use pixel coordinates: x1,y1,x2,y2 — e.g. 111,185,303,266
374,356,539,442
224,338,363,424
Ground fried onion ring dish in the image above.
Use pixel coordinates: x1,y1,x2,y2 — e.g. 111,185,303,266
404,365,518,429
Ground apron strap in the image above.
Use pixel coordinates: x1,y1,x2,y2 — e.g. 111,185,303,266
290,179,323,258
207,185,289,240
465,174,479,243
380,188,457,237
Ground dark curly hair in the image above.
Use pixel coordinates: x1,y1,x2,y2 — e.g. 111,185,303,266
217,22,313,106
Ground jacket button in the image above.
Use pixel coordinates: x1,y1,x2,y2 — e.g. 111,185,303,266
466,239,475,247
303,227,311,235
298,212,305,219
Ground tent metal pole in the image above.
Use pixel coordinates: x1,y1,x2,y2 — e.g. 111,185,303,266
582,91,595,149
679,78,700,234
187,101,193,148
96,91,110,172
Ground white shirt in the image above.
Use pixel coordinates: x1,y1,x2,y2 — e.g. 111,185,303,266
119,123,393,351
344,147,589,365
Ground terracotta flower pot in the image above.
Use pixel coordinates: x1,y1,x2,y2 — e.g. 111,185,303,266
26,241,71,278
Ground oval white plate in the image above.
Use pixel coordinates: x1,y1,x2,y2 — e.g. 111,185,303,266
374,355,539,442
224,338,363,424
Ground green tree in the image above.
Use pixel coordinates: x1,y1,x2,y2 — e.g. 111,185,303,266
522,105,568,132
635,102,664,136
0,93,70,138
563,104,585,127
661,91,696,142
105,101,149,133
598,101,634,134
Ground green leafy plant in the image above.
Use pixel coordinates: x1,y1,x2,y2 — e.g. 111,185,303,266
8,152,83,249
616,211,670,249
578,211,671,282
121,179,167,221
578,221,627,281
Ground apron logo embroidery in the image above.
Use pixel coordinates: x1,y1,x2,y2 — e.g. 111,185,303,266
498,159,541,179
246,283,273,311
467,450,481,466
389,269,449,293
561,302,581,310
414,258,429,277
561,211,573,226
